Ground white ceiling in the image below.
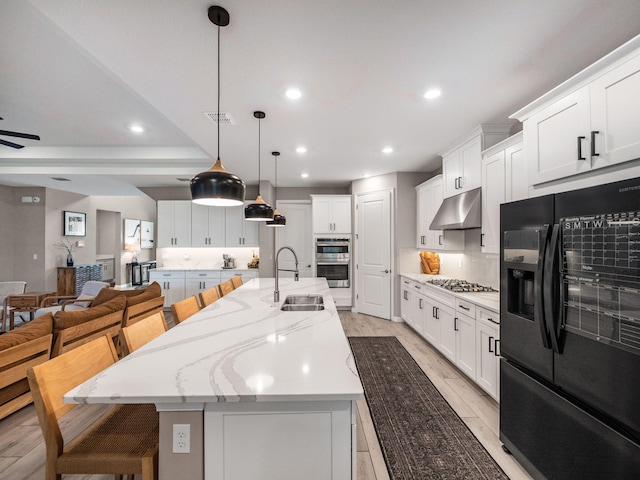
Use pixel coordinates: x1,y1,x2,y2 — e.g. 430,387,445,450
1,0,640,196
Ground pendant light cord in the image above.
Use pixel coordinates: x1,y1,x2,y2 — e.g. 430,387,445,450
274,153,277,203
258,117,261,188
217,21,221,160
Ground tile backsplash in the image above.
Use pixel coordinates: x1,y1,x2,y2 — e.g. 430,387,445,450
409,229,500,289
156,247,258,270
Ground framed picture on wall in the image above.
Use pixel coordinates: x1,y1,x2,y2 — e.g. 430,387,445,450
63,211,86,237
123,218,141,246
141,220,154,249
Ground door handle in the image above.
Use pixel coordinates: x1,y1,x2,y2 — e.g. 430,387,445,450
381,269,389,273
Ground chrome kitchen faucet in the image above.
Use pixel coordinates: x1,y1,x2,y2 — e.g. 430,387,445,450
274,246,299,303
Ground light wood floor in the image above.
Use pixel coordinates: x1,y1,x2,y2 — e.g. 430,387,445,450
0,311,532,479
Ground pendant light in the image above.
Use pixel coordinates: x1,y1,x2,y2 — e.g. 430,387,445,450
266,151,286,227
244,111,275,221
191,6,246,207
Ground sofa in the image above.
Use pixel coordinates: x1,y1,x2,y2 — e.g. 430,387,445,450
0,313,53,420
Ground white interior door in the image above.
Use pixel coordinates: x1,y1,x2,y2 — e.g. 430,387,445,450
356,190,392,320
275,201,313,278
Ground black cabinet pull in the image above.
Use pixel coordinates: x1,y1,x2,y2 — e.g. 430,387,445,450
438,234,443,246
480,233,485,247
488,336,494,353
577,136,586,160
454,317,458,331
494,339,501,357
591,130,600,157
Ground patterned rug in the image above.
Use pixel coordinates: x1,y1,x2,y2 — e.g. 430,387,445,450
348,336,508,480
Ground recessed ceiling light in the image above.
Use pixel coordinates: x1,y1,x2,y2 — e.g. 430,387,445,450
296,146,307,154
382,147,393,154
285,88,302,100
300,173,309,178
130,124,144,133
423,89,441,99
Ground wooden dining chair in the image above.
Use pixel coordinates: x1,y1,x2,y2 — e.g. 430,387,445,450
231,275,243,289
170,295,201,324
199,285,221,308
27,335,158,480
120,311,168,356
219,279,235,297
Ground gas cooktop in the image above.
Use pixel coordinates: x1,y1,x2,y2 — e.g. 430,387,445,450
425,278,498,293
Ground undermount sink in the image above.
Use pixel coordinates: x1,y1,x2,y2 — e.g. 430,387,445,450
280,295,325,311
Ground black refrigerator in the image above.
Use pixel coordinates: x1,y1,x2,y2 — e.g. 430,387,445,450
500,177,640,479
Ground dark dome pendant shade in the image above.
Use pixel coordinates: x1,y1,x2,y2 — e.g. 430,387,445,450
191,6,246,207
245,111,274,221
266,151,286,227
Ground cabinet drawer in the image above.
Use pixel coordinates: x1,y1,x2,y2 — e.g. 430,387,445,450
455,299,476,317
422,284,455,307
149,270,185,280
477,307,499,326
185,271,221,280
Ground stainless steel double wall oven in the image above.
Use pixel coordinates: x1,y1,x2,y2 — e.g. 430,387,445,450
315,238,350,288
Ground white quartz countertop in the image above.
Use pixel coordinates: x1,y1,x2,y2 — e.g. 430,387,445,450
65,278,364,405
400,273,500,313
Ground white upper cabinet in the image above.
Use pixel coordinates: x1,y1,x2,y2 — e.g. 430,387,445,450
157,201,192,247
311,195,352,234
441,125,511,199
225,203,260,247
513,39,640,186
523,88,591,185
191,204,226,247
416,175,464,252
590,53,640,170
481,133,525,254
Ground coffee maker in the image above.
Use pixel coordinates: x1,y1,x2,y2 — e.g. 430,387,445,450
223,254,236,269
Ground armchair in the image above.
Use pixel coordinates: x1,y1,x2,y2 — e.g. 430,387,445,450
0,281,27,331
35,281,109,318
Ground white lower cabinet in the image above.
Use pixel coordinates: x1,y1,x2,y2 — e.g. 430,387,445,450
149,270,186,308
152,269,258,309
185,271,222,299
475,310,501,400
454,299,476,379
400,276,500,402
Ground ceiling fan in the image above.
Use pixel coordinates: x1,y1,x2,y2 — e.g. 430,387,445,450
0,117,41,149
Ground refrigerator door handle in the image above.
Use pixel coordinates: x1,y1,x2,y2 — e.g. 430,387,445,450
535,225,553,349
543,223,563,354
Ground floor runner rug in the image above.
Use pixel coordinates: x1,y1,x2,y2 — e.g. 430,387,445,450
348,336,508,480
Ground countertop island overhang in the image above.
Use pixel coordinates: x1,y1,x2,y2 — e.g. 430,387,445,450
65,277,364,480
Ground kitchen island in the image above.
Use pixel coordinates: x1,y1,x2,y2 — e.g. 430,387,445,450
65,277,363,480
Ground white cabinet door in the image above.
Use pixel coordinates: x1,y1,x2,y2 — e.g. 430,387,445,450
442,150,461,198
525,88,591,185
191,204,226,247
481,150,506,254
590,53,640,170
312,197,333,234
458,135,482,194
415,176,463,252
331,196,352,234
157,201,192,247
185,271,221,298
400,279,413,323
437,301,456,363
423,295,441,346
443,135,482,198
455,313,476,379
225,203,259,247
311,196,352,234
505,141,527,202
150,270,186,308
475,317,500,400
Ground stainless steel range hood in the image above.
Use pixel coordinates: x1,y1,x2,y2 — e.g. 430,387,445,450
430,187,482,230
